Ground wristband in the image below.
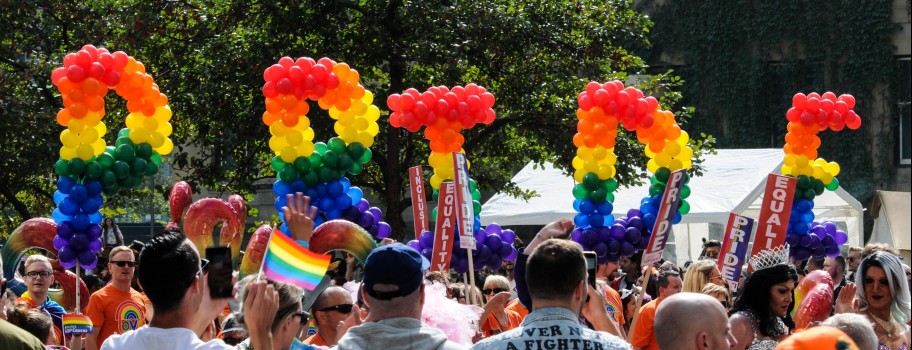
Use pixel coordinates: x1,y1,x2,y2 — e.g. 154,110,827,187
296,240,310,248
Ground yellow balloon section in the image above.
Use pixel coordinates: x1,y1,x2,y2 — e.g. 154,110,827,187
261,57,381,163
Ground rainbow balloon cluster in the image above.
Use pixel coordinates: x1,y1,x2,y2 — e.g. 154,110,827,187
389,85,504,270
387,85,496,189
263,57,388,239
570,81,694,263
781,92,860,259
50,45,173,269
787,220,849,260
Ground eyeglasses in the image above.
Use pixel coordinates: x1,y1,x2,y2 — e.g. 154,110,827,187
186,259,209,288
292,311,309,326
110,261,136,268
317,304,353,314
25,271,53,279
483,288,508,295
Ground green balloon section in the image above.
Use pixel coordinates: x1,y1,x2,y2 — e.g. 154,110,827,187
54,128,164,195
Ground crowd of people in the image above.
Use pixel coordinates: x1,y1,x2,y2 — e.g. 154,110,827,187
1,196,910,350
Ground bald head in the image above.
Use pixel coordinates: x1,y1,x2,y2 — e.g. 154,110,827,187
656,292,735,350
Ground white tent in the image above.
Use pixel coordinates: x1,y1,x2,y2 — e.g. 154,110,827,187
480,149,864,264
870,190,911,262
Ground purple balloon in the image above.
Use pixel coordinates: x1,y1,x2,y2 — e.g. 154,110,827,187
596,227,611,242
419,231,435,249
624,227,642,244
477,245,492,261
58,246,77,268
57,221,74,240
609,225,626,240
504,247,518,261
794,247,812,260
407,239,421,251
620,241,635,256
785,233,800,247
87,225,102,240
474,229,487,245
834,230,848,245
606,254,620,263
453,245,467,257
812,246,826,258
69,232,88,250
377,222,392,239
453,257,469,273
594,242,609,257
607,239,621,255
570,228,583,242
88,238,102,253
627,209,642,219
488,259,503,270
420,248,433,260
485,224,502,235
809,235,821,249
635,238,649,250
825,244,840,258
811,226,827,237
53,235,69,251
582,229,598,246
500,230,516,245
800,235,813,248
356,199,370,212
357,213,374,229
614,217,628,227
344,206,362,220
368,207,383,224
628,217,644,231
821,234,835,246
498,242,512,256
484,234,503,249
77,248,97,269
824,222,838,235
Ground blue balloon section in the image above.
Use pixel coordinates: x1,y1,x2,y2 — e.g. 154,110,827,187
784,175,847,260
52,177,104,270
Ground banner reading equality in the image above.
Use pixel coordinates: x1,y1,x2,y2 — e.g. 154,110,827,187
430,182,457,272
747,174,796,267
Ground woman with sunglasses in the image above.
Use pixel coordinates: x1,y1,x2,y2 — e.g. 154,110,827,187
236,275,310,350
701,283,732,314
476,275,522,341
836,251,910,350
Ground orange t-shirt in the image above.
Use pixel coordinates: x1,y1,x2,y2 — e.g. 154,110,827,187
304,332,328,346
505,298,529,320
84,284,146,346
603,285,625,327
481,309,523,337
629,297,662,350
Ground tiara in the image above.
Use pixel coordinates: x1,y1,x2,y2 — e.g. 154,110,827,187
749,244,790,271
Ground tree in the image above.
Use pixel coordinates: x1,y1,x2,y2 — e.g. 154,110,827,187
1,0,712,240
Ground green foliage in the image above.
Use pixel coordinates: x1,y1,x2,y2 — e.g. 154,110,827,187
640,0,899,201
1,0,713,240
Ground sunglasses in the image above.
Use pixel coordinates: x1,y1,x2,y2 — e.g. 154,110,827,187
720,300,730,308
317,304,354,314
110,261,136,268
25,271,53,279
483,288,508,295
292,311,310,326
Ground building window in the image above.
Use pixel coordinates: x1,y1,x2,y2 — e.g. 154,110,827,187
897,57,911,166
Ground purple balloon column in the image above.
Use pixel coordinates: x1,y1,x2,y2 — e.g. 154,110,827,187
408,223,518,273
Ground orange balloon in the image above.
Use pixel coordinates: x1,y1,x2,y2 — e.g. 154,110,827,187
69,103,88,119
282,95,298,110
578,119,594,134
57,109,72,126
573,133,585,148
265,98,283,114
86,96,105,111
262,112,280,126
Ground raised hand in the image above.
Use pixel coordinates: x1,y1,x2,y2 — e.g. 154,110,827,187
835,282,857,314
284,192,319,242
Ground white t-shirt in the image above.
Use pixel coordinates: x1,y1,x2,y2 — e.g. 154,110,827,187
101,326,233,350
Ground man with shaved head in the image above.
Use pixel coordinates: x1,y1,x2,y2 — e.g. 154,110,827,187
305,286,355,346
654,292,737,350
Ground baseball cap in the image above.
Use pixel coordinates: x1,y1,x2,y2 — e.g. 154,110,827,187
775,326,858,350
362,243,430,300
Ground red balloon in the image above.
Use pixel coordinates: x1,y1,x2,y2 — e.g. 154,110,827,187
792,93,807,109
66,65,87,83
838,94,855,109
278,56,295,68
805,97,820,113
578,93,594,110
387,94,402,111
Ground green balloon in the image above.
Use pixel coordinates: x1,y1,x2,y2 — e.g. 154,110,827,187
813,180,825,196
113,161,130,179
678,200,691,215
431,207,438,220
338,154,354,173
469,179,478,192
802,188,816,200
649,183,664,196
105,146,116,155
149,153,163,166
572,184,589,200
136,143,153,159
270,156,286,171
655,168,671,183
681,185,691,199
589,188,607,202
471,189,481,201
114,144,135,162
303,171,320,187
473,200,481,213
115,136,132,147
67,159,86,175
582,173,600,190
601,179,618,193
126,175,142,188
796,175,810,190
117,128,131,138
328,137,346,154
144,159,159,176
318,167,339,183
605,193,615,203
347,142,365,160
825,178,839,191
359,148,372,163
322,150,339,168
54,159,70,176
350,162,363,175
314,142,328,154
101,171,117,187
85,161,104,179
279,167,298,182
308,153,323,169
130,158,148,176
97,153,115,168
293,157,310,173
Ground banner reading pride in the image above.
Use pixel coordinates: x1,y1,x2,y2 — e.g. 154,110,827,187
718,213,754,291
641,169,687,266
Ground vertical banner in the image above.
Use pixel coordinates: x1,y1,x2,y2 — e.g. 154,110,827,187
748,174,796,264
642,169,687,266
718,213,755,291
452,153,476,250
431,183,458,271
409,166,429,241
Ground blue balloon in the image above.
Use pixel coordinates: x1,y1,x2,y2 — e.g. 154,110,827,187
802,212,814,224
54,191,66,205
579,199,595,215
473,217,481,232
279,223,290,234
339,177,351,192
273,181,291,196
88,212,102,225
326,209,342,220
602,214,615,226
327,181,344,197
52,209,70,224
57,176,76,194
643,213,657,231
349,187,364,204
574,213,590,228
318,196,335,211
305,188,319,200
573,199,581,212
334,194,352,210
316,183,329,198
596,202,613,215
81,197,101,214
85,180,103,197
313,217,325,227
291,179,307,193
71,214,89,230
60,198,79,216
70,185,88,203
673,212,682,224
588,214,604,227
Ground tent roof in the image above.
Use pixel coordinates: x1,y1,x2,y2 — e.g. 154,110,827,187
481,149,862,230
871,190,911,250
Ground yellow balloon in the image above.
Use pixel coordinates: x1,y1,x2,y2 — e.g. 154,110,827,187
664,141,681,157
366,121,379,136
61,130,79,148
430,175,444,189
436,166,455,179
149,132,165,148
597,165,615,180
329,107,342,119
812,165,825,179
83,112,102,127
351,101,368,115
366,105,381,122
153,105,172,122
269,136,287,153
95,121,107,137
92,140,106,155
603,153,617,167
125,113,142,129
574,170,585,183
79,127,99,145
676,131,690,146
296,141,315,158
280,146,297,163
668,159,683,171
655,152,671,167
286,130,303,146
302,128,315,142
68,119,87,133
158,122,173,137
784,154,797,167
826,162,840,177
60,146,76,160
339,126,358,143
130,128,151,144
644,146,656,159
584,159,599,173
362,90,374,105
156,138,174,155
678,146,694,162
647,159,659,174
142,116,159,131
357,132,374,148
781,164,793,175
681,158,693,170
572,156,584,171
76,144,94,160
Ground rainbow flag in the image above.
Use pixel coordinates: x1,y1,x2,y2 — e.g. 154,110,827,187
62,314,93,335
262,230,331,291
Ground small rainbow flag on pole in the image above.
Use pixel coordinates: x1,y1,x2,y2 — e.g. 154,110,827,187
261,230,331,291
62,313,93,335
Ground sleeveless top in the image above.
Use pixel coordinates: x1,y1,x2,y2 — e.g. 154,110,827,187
878,343,909,350
736,310,783,350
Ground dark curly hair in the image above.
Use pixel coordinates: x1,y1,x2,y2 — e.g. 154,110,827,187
731,264,798,336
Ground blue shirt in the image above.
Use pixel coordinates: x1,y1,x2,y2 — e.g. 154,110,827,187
471,307,631,350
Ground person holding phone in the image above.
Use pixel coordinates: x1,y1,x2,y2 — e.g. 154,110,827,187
84,246,147,350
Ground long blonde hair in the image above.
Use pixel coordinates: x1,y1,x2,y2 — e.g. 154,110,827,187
683,259,717,293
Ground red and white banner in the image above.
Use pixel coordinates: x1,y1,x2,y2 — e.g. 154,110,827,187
431,182,458,272
452,153,475,250
747,174,796,266
642,169,687,266
718,213,755,291
409,166,429,241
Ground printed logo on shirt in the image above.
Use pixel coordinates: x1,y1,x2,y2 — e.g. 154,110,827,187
116,300,144,333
